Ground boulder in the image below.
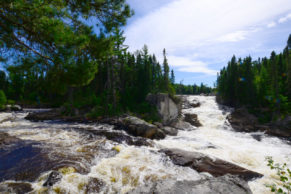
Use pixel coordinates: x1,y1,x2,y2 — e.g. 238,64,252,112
4,105,22,112
128,175,252,194
146,93,181,125
184,113,202,127
120,116,166,140
43,171,62,187
171,119,196,131
153,122,163,128
162,126,178,136
161,148,263,181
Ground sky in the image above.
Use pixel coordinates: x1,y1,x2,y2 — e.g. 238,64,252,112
125,0,291,86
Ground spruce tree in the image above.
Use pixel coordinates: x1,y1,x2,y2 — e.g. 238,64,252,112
162,49,170,92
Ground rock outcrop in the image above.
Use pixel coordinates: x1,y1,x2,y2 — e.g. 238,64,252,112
227,108,291,138
161,148,263,181
146,93,181,125
128,175,252,194
25,109,85,122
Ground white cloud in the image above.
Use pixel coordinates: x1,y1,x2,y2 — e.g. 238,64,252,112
217,31,249,42
267,21,277,28
168,56,217,75
125,0,291,74
278,13,291,23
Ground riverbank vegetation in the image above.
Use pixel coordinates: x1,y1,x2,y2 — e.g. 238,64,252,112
216,34,291,123
266,157,291,193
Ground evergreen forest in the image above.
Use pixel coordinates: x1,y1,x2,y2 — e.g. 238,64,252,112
216,34,291,122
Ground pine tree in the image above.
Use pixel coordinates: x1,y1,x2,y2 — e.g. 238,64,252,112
170,70,175,84
288,34,291,49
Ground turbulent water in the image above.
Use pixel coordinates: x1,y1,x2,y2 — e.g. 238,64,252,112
0,96,291,194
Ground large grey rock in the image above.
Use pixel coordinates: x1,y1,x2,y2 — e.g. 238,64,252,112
162,126,178,136
161,148,263,181
146,93,181,125
171,119,196,131
121,116,166,139
128,175,252,194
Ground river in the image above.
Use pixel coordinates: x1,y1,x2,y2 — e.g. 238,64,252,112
0,96,290,193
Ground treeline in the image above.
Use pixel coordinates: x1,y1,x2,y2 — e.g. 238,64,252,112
174,83,213,95
217,34,291,121
0,43,174,116
0,0,177,116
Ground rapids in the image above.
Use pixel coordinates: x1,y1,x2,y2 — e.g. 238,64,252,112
0,96,290,194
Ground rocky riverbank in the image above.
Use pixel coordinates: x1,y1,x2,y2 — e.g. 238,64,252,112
227,108,291,139
1,95,273,194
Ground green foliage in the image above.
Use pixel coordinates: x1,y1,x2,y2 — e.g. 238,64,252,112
7,99,15,105
265,157,291,194
129,102,161,123
0,0,133,102
0,90,7,109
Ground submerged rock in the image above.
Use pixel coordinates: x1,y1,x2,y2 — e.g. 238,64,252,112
128,175,252,194
85,178,105,193
190,101,201,108
0,132,21,148
161,148,263,181
184,113,202,127
43,171,62,187
0,182,33,194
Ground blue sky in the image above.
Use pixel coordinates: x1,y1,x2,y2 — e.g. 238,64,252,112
125,0,291,86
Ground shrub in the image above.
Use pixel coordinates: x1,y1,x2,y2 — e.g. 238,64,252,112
0,90,7,109
265,156,291,193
